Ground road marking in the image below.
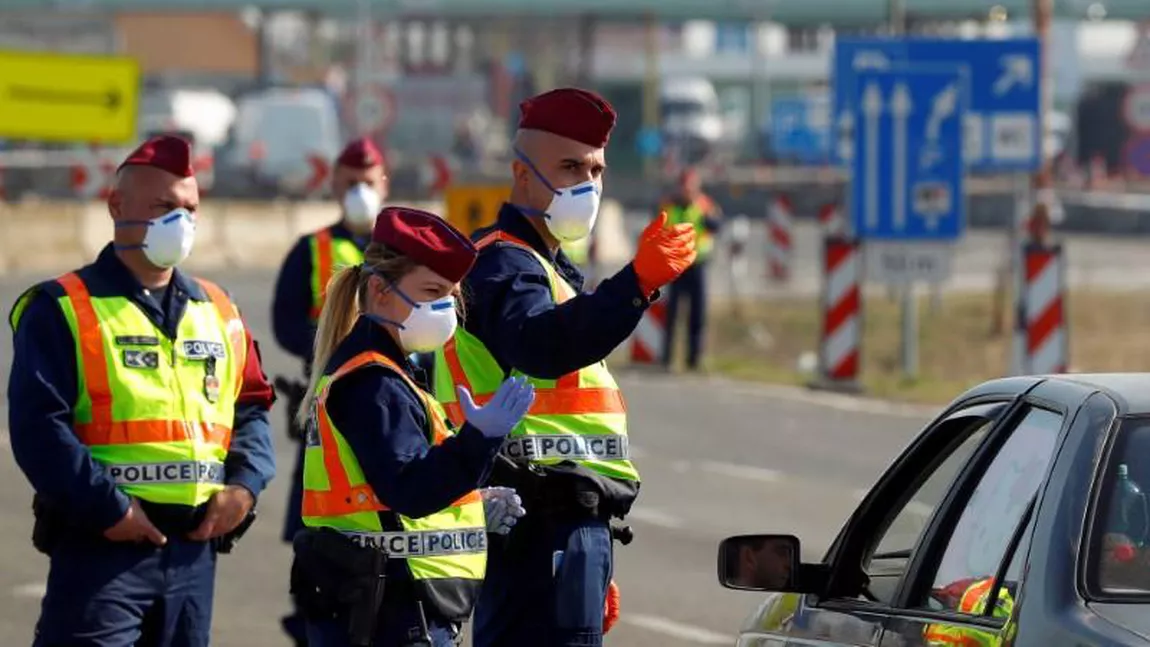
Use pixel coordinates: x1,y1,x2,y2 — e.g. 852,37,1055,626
0,427,10,451
669,460,692,474
11,582,46,598
623,614,731,645
700,460,783,483
626,507,686,530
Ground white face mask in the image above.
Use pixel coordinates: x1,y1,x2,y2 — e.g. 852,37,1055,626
115,208,196,268
342,183,381,229
515,149,601,242
542,180,601,242
368,284,458,353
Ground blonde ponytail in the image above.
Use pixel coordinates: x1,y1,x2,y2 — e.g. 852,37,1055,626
295,243,419,428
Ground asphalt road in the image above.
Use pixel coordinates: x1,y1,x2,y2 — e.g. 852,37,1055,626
0,265,936,646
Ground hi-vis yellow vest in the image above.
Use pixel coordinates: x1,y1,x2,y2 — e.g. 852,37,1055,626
665,201,714,261
301,350,486,618
433,231,639,485
9,272,247,507
309,228,365,321
923,577,1016,647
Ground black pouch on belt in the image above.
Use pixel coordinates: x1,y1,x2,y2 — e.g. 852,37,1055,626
291,528,388,646
31,494,66,555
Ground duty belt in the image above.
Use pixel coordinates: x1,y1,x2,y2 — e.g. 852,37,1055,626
342,528,488,557
501,434,629,462
106,460,226,485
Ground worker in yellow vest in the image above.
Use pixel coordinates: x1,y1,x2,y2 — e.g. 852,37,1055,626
923,576,1018,646
433,87,697,646
7,135,276,646
290,206,533,646
660,167,722,371
272,137,386,644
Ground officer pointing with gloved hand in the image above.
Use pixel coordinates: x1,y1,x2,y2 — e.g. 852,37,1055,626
290,206,533,647
433,87,697,647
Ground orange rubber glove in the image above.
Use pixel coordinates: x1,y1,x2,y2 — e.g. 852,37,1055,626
603,579,621,634
633,211,697,297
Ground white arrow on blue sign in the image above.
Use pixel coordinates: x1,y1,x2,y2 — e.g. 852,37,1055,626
851,66,968,242
833,37,1041,172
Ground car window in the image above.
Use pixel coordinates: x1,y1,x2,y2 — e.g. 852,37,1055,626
861,417,996,604
919,408,1061,615
1092,417,1150,596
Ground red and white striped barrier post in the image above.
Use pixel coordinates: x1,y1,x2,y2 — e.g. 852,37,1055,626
766,194,794,282
812,236,862,391
71,151,115,201
1016,244,1067,375
817,202,845,236
630,297,667,366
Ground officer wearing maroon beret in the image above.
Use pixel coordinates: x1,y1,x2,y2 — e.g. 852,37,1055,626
289,207,533,646
7,135,276,646
433,88,696,646
271,136,389,644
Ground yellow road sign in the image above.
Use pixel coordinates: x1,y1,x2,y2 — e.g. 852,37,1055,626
0,49,140,144
444,184,511,236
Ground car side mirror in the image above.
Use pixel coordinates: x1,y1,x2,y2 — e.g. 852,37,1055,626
718,534,802,592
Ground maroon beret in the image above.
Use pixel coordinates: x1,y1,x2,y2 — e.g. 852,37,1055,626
337,138,384,169
372,207,477,283
518,87,617,148
118,135,194,178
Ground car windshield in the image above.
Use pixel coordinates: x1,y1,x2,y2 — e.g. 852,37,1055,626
1092,416,1150,596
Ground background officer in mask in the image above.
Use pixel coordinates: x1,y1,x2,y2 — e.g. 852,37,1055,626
271,136,387,645
433,87,697,646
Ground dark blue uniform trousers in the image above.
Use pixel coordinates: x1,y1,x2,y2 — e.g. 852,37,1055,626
663,262,708,370
305,604,459,647
282,439,310,644
474,517,612,647
34,537,215,647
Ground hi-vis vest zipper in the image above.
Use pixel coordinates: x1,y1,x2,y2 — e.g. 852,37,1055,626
309,229,365,322
10,273,247,507
301,350,486,620
432,231,640,486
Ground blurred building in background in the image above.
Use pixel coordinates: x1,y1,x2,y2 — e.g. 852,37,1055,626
1,4,1150,201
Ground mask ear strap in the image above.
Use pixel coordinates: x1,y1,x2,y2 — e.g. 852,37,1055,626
114,220,154,228
513,148,561,195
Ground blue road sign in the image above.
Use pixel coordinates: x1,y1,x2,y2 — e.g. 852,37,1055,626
833,37,1040,171
771,97,831,164
851,66,967,241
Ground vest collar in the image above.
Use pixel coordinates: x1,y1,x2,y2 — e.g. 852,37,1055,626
493,204,585,292
335,316,414,376
94,243,207,302
329,221,371,249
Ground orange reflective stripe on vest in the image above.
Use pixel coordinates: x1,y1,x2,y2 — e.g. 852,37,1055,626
310,229,335,320
301,350,482,517
439,231,627,427
57,272,114,426
959,578,994,614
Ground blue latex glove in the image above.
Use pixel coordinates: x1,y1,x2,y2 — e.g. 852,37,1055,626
481,486,527,535
456,376,535,439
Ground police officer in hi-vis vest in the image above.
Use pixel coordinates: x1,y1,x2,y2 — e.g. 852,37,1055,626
433,88,698,646
272,137,386,644
290,206,534,646
660,167,721,372
7,135,277,646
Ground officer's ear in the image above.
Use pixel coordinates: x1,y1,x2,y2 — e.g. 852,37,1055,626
511,159,531,189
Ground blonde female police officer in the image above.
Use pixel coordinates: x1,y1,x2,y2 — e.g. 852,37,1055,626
290,206,534,647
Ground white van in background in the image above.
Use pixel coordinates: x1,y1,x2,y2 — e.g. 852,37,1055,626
660,77,726,163
218,87,343,198
137,88,237,151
